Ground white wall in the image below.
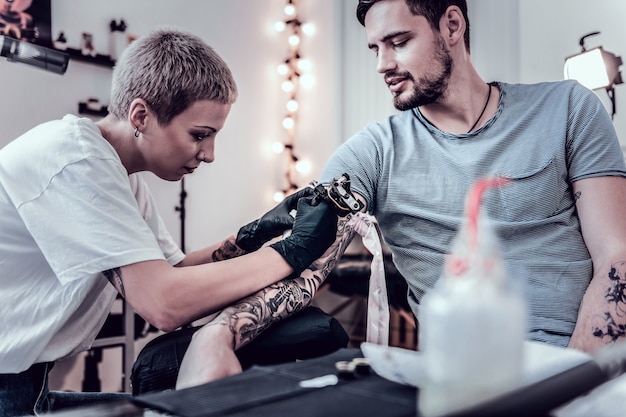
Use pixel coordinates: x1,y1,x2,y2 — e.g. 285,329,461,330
467,0,626,146
518,0,626,147
468,0,521,84
6,1,624,252
1,0,340,251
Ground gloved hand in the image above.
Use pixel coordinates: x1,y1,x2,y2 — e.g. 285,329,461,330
236,187,314,252
270,197,338,276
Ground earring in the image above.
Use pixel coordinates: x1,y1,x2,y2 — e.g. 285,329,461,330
134,127,140,138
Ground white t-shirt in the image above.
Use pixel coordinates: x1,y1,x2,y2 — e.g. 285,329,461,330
0,115,184,373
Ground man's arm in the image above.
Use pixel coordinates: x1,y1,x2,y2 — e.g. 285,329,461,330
568,176,626,353
175,213,358,388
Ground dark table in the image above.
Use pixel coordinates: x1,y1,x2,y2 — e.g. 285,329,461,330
45,349,416,417
44,345,621,417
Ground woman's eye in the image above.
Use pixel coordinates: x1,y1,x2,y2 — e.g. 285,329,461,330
194,133,209,141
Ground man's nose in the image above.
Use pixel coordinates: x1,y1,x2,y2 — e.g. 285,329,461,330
376,49,397,74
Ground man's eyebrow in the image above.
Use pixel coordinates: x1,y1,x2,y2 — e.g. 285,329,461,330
368,30,412,49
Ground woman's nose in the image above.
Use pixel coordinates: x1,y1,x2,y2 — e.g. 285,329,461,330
197,142,215,163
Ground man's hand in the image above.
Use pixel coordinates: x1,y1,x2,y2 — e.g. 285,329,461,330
175,322,242,389
236,187,314,252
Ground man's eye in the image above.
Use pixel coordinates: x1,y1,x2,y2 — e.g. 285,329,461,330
392,40,408,48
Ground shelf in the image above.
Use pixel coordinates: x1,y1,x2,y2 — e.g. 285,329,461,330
57,46,115,68
78,102,108,118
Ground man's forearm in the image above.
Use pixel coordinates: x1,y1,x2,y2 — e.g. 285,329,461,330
569,260,626,353
210,216,355,350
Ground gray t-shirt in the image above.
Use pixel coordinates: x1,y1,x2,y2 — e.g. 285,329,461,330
321,80,626,347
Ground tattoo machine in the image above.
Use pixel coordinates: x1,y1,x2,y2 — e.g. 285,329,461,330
283,173,363,239
308,173,364,216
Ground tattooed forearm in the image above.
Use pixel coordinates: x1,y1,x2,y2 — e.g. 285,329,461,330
592,261,626,342
103,267,125,298
212,236,246,261
211,215,357,350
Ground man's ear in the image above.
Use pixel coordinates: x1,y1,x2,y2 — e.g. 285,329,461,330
440,5,466,48
128,98,149,131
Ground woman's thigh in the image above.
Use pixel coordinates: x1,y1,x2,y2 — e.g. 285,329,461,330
0,362,52,417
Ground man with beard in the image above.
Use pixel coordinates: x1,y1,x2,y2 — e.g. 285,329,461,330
319,0,626,354
175,0,626,388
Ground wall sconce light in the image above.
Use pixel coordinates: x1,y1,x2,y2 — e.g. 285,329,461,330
0,35,69,75
564,31,623,118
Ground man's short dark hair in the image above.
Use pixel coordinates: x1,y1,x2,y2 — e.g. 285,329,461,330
356,0,470,52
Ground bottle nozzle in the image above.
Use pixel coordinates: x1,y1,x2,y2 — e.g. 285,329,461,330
466,177,509,248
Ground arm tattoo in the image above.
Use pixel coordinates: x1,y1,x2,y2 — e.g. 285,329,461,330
212,236,246,262
211,215,356,350
103,267,126,298
574,191,582,201
592,261,626,342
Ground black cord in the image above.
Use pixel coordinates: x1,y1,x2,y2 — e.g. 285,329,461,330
175,178,187,252
468,83,492,133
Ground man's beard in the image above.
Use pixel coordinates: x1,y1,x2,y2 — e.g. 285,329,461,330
393,36,453,111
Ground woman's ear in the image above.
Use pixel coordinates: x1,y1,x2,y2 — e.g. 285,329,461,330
128,98,149,131
440,5,466,48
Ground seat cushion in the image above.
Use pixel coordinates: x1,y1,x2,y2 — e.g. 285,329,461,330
131,307,348,395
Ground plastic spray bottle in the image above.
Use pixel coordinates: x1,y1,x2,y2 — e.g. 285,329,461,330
418,177,527,417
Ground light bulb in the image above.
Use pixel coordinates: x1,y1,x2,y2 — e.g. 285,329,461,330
295,159,312,175
281,80,294,92
296,58,312,72
284,4,296,17
274,21,286,32
271,142,285,154
300,73,315,89
282,116,295,130
276,63,289,76
286,99,299,112
301,23,316,37
288,34,300,47
273,191,285,203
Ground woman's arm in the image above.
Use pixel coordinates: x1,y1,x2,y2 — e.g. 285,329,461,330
175,235,245,266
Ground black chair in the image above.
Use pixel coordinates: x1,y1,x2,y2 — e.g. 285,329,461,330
131,306,348,395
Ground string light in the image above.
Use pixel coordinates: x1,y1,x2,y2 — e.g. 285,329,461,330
272,0,315,201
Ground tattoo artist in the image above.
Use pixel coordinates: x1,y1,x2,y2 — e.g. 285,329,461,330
0,27,337,416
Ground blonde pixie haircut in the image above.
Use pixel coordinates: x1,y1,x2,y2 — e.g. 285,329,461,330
109,27,238,126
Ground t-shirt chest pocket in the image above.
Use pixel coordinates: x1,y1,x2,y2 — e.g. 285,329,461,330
491,157,566,222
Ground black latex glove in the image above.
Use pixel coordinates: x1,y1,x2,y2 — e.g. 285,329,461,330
236,187,314,252
270,197,338,276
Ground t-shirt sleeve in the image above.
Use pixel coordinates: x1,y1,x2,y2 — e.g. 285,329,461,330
321,122,386,213
566,81,626,181
18,157,166,284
